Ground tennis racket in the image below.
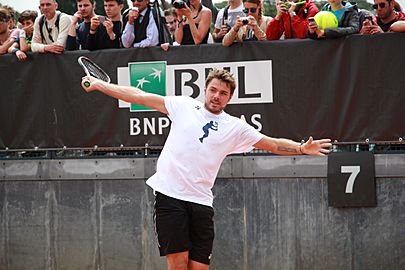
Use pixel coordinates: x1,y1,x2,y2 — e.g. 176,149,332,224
78,56,111,88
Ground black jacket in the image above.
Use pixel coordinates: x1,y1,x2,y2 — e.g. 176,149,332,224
87,19,122,50
308,2,360,39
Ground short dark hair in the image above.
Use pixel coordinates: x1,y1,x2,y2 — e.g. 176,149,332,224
205,69,236,95
77,0,96,4
18,10,38,24
0,8,10,22
104,0,124,4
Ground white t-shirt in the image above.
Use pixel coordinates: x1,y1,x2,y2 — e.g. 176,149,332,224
214,4,245,29
146,96,264,207
31,11,72,52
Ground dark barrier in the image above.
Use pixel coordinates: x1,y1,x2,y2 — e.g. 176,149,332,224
1,34,405,149
0,155,404,269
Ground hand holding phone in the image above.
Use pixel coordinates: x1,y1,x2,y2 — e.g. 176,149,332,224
308,17,318,34
364,16,375,25
98,16,106,24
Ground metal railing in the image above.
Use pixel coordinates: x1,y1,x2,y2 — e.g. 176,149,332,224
1,141,404,160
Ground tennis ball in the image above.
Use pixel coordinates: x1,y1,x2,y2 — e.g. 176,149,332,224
314,11,338,30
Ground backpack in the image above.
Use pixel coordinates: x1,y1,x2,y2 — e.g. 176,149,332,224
222,5,230,25
39,13,61,43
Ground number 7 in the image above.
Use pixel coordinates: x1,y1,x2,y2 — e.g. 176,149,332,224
341,166,361,193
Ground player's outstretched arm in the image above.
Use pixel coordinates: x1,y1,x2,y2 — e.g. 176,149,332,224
253,136,332,156
81,75,168,114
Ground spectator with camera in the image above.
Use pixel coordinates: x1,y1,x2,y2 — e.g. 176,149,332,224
67,0,96,50
121,0,159,48
174,0,212,45
266,0,319,40
307,0,360,39
31,0,71,54
87,0,123,50
212,0,245,43
222,0,270,46
360,0,405,34
7,10,38,61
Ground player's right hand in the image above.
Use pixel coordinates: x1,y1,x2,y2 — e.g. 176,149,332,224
81,76,98,92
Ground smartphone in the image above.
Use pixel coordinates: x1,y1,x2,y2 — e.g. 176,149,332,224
98,16,105,24
364,16,375,24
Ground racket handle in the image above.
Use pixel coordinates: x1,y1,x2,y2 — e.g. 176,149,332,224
84,80,91,88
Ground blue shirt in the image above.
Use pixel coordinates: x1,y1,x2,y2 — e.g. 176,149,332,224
325,2,353,23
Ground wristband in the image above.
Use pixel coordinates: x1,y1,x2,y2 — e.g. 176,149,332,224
12,48,19,54
299,141,306,155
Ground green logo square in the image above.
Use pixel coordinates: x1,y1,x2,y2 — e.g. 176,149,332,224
129,61,166,111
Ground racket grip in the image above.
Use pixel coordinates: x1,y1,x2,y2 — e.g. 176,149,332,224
84,80,91,88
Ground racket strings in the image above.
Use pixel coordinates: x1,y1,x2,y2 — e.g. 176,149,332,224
88,65,109,82
82,59,110,82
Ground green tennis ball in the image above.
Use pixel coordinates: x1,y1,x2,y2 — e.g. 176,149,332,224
314,11,338,30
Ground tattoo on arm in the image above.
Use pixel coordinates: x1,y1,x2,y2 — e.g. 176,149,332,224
277,146,299,153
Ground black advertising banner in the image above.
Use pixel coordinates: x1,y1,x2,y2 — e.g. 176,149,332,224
1,34,405,149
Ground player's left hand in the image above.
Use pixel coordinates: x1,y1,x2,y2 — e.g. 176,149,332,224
301,136,332,156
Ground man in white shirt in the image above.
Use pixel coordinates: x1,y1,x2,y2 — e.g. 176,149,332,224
81,69,331,270
121,0,159,48
31,0,71,54
212,0,245,42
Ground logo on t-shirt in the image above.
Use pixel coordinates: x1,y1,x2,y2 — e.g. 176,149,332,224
199,121,218,143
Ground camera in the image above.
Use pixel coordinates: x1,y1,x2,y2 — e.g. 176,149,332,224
172,0,189,9
240,17,249,25
98,16,106,24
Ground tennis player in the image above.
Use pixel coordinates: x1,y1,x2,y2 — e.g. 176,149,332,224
81,68,331,270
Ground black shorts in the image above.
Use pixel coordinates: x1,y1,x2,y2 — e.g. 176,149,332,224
153,192,215,265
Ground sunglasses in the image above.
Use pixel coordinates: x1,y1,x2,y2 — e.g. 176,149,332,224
132,0,144,2
372,2,389,9
243,7,257,13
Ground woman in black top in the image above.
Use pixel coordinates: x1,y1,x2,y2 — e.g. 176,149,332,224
174,0,212,45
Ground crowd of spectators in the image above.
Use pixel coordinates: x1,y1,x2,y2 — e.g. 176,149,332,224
1,0,405,61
